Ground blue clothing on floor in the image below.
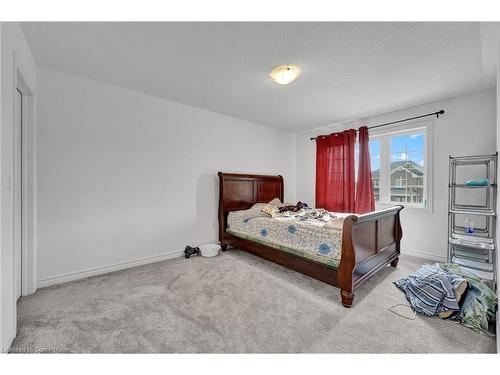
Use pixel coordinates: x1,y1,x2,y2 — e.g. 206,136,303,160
394,264,465,316
395,263,497,335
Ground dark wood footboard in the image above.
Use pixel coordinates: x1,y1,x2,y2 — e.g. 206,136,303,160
217,172,404,308
337,206,403,306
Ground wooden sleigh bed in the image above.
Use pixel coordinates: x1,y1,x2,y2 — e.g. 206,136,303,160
218,172,403,307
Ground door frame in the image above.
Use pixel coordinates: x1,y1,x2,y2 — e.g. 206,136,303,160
14,87,23,300
13,53,37,298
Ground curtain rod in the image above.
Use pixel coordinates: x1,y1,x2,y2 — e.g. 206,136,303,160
309,110,445,141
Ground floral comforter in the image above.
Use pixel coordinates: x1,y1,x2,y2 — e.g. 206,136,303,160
227,208,350,268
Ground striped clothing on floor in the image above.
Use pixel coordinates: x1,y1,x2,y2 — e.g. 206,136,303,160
394,264,466,316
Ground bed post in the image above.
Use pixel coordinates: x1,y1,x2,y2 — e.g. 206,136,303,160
217,172,227,251
338,215,358,307
390,208,403,266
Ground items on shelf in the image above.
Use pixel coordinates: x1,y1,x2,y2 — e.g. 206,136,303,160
464,178,490,187
464,218,474,235
448,153,497,285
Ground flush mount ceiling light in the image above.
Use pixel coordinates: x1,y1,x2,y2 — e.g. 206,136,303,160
270,64,300,85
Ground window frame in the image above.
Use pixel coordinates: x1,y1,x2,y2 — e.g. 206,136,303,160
369,119,434,212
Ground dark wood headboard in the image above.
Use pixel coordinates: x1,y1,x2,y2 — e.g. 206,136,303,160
217,172,284,241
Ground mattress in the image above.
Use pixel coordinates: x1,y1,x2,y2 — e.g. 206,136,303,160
227,209,350,268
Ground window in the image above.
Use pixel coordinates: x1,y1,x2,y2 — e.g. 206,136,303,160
368,121,432,209
395,177,406,187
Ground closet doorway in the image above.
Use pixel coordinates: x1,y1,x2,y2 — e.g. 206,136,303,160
12,66,36,301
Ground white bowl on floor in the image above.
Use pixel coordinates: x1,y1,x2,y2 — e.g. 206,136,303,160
199,244,221,257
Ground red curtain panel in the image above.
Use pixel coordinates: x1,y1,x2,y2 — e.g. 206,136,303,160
355,126,375,214
315,129,356,212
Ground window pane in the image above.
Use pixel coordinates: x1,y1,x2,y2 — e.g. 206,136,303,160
370,140,380,202
390,133,425,205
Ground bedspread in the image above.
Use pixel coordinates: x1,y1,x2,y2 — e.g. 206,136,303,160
227,209,351,268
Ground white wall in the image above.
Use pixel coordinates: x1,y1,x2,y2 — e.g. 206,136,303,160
296,89,497,261
36,67,296,286
0,22,37,352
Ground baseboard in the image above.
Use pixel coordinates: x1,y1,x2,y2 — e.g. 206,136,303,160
37,250,184,288
401,248,447,262
36,248,445,288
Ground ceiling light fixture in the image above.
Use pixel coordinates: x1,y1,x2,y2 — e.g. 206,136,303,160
270,64,300,85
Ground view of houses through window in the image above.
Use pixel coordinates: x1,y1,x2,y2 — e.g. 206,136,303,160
362,126,427,208
389,132,425,204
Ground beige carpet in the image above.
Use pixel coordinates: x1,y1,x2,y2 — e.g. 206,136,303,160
10,250,496,353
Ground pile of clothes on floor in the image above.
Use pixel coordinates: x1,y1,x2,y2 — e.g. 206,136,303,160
395,263,497,335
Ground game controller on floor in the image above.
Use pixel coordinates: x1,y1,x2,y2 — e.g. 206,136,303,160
184,245,200,258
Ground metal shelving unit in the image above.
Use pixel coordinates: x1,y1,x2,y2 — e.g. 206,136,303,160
448,153,497,284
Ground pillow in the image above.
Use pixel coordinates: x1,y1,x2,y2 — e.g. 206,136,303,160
262,204,279,217
239,203,268,221
268,198,295,208
268,198,282,206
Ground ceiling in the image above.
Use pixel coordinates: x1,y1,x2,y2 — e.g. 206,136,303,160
21,22,498,131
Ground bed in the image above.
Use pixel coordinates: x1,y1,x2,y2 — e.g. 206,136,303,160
218,172,404,307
